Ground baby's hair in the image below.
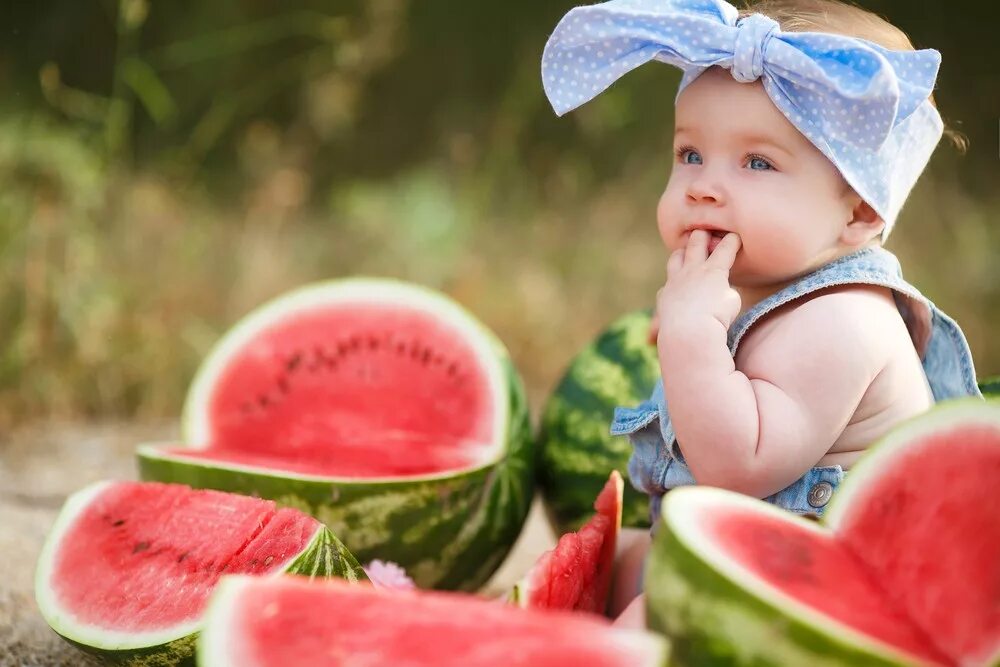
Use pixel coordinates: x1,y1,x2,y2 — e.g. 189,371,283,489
740,0,967,152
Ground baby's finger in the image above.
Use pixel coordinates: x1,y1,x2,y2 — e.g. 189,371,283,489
666,248,685,277
685,229,709,264
706,233,742,271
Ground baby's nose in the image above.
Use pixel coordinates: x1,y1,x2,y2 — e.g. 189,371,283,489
685,176,724,204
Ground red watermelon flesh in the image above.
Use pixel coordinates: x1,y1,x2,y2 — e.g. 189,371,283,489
832,424,1000,665
174,299,500,478
517,470,623,613
199,575,668,667
43,482,321,633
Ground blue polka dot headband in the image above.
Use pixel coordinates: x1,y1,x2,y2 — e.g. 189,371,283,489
541,0,944,238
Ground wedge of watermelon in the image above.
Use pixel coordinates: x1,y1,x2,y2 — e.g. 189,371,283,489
647,399,1000,667
198,575,669,667
34,481,365,665
137,278,533,591
511,470,623,614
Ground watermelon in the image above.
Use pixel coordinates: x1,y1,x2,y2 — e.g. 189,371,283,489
34,481,365,666
511,470,623,614
645,399,1000,667
538,309,659,533
137,278,533,591
979,376,1000,398
197,575,669,666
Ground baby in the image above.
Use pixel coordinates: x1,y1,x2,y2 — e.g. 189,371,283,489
540,0,982,626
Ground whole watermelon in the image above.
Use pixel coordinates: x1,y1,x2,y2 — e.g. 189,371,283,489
537,309,660,533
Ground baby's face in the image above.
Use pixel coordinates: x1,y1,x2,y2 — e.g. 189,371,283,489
657,66,861,287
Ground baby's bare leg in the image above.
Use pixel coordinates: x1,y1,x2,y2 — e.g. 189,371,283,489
612,593,646,628
610,527,651,617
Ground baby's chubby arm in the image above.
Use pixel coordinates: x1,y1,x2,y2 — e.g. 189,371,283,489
656,231,887,498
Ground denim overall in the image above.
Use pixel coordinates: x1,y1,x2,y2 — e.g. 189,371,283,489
610,247,982,526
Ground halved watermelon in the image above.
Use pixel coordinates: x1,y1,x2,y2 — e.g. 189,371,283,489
511,470,623,614
137,278,533,590
34,481,365,665
198,575,669,666
646,399,1000,667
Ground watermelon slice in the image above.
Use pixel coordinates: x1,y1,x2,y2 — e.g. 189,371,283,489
512,470,623,614
137,278,533,591
197,575,669,667
34,481,365,664
646,399,1000,667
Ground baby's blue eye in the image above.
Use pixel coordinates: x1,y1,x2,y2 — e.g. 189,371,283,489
680,149,702,165
748,155,773,171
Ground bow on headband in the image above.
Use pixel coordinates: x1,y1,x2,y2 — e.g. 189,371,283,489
541,0,945,236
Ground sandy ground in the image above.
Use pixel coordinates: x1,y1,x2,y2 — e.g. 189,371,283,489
0,422,558,666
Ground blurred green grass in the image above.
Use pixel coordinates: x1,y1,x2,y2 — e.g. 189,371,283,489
1,0,997,427
2,113,996,428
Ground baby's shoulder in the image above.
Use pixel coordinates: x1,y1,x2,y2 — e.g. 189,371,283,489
740,284,904,363
785,284,900,331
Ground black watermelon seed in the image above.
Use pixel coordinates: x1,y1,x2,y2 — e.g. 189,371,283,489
177,552,189,563
133,541,150,554
286,353,301,372
112,519,125,527
258,395,270,407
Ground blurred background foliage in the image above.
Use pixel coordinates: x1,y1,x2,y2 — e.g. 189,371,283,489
0,0,997,427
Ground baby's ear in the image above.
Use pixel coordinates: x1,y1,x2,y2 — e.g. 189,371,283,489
841,200,885,247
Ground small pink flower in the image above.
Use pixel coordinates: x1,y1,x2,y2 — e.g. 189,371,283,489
363,559,416,591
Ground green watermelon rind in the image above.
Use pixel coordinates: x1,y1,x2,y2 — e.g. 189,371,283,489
538,309,659,533
647,487,929,667
34,481,364,666
137,278,535,590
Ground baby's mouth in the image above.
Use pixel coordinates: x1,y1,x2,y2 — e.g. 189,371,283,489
707,232,725,254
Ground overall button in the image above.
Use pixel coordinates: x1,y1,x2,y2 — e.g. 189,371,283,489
807,481,834,508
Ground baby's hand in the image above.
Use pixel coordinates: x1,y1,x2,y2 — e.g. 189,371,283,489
655,230,742,343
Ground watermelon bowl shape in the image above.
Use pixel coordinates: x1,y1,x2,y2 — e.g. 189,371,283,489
197,574,669,667
511,470,623,614
34,480,366,666
646,399,1000,667
538,309,659,533
137,278,533,591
